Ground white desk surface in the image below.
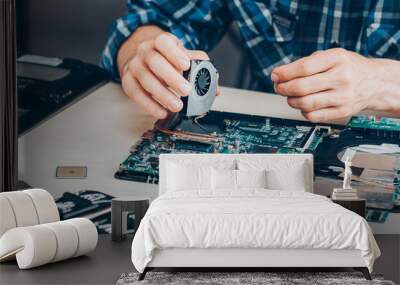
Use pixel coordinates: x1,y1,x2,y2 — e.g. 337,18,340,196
18,82,399,234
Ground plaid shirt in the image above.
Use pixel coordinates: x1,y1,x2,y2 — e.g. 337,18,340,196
101,0,400,92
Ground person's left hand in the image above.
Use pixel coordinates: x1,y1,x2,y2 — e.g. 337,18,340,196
271,48,378,122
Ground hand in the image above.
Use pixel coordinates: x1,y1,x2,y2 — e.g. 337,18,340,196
271,48,380,122
119,27,210,119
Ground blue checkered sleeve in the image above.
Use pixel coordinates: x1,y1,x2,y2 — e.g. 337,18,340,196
101,0,232,80
363,2,400,59
102,0,400,90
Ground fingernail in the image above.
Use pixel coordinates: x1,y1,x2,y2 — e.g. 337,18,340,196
180,82,192,95
172,99,183,111
180,58,190,70
271,72,279,82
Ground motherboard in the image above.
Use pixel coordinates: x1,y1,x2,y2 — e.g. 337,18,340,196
115,111,332,182
115,111,400,223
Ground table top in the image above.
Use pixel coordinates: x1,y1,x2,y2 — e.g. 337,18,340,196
0,234,133,285
17,82,399,234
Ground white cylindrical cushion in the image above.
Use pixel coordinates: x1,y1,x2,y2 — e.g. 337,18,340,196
0,196,17,237
0,226,57,269
23,189,60,223
0,219,97,269
65,218,98,257
42,221,79,262
1,192,39,227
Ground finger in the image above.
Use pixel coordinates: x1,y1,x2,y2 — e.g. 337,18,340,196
133,62,183,112
287,91,339,113
187,50,210,61
154,33,191,71
144,50,192,97
122,73,168,119
275,70,334,97
216,73,221,96
302,106,351,123
216,85,221,96
271,50,339,83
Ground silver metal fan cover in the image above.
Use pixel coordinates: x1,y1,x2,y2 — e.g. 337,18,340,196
186,60,218,117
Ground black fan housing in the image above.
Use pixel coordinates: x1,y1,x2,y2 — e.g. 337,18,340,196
195,68,211,96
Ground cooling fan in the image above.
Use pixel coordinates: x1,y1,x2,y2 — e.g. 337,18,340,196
181,60,218,117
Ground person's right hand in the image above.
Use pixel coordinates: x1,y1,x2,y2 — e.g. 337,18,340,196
119,30,210,119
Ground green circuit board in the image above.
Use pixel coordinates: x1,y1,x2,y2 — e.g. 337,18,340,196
349,116,400,133
115,111,331,183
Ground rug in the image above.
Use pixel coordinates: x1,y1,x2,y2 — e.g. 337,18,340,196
116,271,396,285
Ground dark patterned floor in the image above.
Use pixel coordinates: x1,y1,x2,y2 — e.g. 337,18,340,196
117,271,396,285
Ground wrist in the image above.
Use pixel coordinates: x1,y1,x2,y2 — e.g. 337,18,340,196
116,25,164,78
365,58,400,115
364,58,383,111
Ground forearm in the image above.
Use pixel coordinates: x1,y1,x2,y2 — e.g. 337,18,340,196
117,25,164,78
368,58,400,115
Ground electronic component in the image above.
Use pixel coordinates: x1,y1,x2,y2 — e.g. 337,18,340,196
180,60,218,117
115,112,400,224
349,116,400,132
115,110,321,183
348,116,400,139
